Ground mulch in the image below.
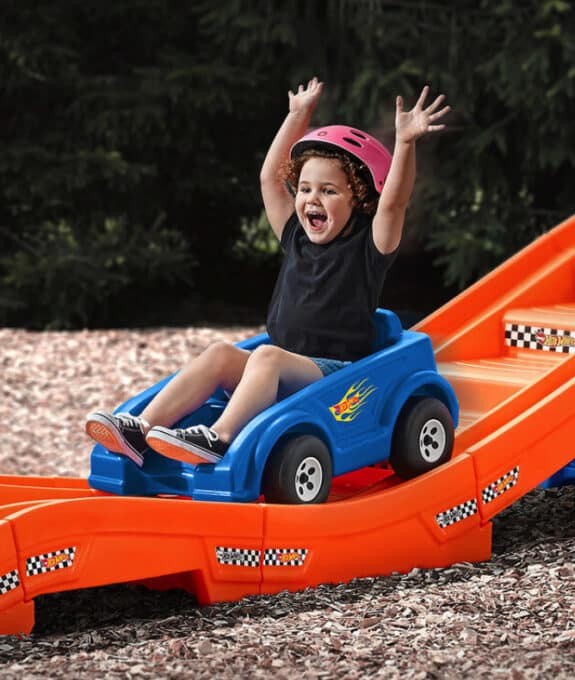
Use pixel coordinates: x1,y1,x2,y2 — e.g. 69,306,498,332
1,326,574,678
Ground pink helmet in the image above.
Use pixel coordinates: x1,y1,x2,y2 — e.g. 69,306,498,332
290,125,392,193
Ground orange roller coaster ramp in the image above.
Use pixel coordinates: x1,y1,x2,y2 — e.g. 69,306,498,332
2,214,575,636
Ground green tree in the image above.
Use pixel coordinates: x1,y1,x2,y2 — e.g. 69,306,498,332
1,0,574,327
196,0,575,287
0,0,268,327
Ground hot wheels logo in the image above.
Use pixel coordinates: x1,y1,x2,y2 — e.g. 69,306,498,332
41,554,68,569
535,329,575,348
329,379,376,422
277,551,301,563
495,472,516,494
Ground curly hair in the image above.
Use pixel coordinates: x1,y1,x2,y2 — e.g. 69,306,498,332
278,148,380,216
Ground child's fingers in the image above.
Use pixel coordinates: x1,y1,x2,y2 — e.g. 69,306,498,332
291,77,323,103
425,93,447,113
429,104,450,121
309,79,322,95
415,85,430,109
396,95,404,113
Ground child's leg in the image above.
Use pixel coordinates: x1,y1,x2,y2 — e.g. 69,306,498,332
141,341,251,427
146,345,323,465
211,345,323,442
86,341,250,464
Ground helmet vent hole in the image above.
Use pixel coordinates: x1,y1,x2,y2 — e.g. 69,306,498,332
342,136,362,148
350,130,367,139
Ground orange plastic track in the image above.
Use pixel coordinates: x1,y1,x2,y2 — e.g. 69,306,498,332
2,214,575,636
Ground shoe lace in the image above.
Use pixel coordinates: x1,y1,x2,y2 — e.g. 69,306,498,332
185,424,219,448
117,413,144,431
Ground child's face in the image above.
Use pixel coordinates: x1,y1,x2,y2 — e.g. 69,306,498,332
295,157,354,244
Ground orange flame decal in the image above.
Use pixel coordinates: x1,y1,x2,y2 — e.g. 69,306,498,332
329,379,377,422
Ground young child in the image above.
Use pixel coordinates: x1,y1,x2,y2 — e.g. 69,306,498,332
85,77,450,467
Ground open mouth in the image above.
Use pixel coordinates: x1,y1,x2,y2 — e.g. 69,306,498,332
306,212,327,229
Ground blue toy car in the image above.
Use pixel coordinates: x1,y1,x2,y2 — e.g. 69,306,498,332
89,309,458,504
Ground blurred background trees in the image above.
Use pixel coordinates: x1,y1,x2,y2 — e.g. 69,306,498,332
1,0,573,328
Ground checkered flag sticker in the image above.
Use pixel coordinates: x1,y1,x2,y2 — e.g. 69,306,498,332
505,323,575,353
216,546,261,568
0,569,20,596
26,546,76,576
482,466,520,504
263,548,308,567
436,499,479,529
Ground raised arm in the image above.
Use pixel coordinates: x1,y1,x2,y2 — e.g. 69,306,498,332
372,85,450,255
260,77,324,240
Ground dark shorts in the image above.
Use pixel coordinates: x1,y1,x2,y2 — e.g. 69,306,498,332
310,357,352,377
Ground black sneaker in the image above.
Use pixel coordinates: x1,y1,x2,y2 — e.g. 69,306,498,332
85,411,148,467
146,424,228,466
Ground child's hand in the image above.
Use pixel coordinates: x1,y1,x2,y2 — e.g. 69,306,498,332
288,77,324,115
395,85,450,144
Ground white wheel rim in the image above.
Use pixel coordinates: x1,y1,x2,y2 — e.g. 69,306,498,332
295,456,323,502
419,418,447,463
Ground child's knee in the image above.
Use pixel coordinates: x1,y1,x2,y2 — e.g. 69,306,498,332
204,340,236,365
246,344,284,372
183,340,234,373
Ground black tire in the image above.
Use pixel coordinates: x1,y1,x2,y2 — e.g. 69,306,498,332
390,397,454,479
262,435,333,504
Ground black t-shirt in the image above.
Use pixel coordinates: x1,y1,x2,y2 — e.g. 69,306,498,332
266,212,398,362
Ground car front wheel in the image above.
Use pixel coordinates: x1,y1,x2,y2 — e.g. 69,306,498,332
262,435,333,504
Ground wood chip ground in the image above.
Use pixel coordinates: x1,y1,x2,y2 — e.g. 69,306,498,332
1,327,574,678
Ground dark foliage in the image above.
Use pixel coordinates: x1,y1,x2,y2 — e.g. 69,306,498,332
1,0,574,327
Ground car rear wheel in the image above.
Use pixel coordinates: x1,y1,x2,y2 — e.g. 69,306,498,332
390,397,454,479
262,435,333,504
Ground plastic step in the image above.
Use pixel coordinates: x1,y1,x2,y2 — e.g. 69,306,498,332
504,303,575,330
